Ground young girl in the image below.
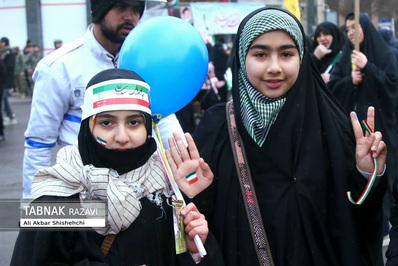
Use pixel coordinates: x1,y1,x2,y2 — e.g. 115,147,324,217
11,68,223,265
192,7,387,266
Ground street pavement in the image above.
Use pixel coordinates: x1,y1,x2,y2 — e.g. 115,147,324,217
0,92,390,265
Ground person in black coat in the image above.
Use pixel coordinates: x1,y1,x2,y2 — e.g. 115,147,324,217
192,7,387,266
310,21,347,83
0,37,17,125
0,56,6,141
210,40,229,102
328,13,398,239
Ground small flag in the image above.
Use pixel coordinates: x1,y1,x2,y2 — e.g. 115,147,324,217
186,171,198,184
96,137,107,147
168,0,179,7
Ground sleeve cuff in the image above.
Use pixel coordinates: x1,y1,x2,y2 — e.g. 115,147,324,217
189,252,202,264
356,164,386,186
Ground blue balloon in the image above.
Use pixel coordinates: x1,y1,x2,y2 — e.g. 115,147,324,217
119,16,209,120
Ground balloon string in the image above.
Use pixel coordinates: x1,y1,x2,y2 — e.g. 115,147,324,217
156,147,183,201
346,120,378,205
155,123,172,180
155,123,183,201
154,123,207,257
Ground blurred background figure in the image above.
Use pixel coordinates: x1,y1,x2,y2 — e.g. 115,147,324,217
176,61,223,134
196,62,223,110
310,22,347,84
14,45,32,99
192,61,224,123
379,27,398,50
0,37,17,125
23,44,42,96
32,44,42,60
210,38,229,102
0,49,6,141
11,46,20,93
47,39,63,56
14,46,26,98
54,39,63,50
379,27,398,65
176,37,230,134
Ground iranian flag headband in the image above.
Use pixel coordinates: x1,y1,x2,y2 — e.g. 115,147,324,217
81,78,151,121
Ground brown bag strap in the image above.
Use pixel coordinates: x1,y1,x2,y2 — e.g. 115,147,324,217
226,101,274,266
101,234,116,256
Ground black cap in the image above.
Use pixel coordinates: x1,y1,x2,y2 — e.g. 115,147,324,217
90,0,145,23
0,37,9,46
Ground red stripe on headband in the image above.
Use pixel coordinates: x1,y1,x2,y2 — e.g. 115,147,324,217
93,98,149,109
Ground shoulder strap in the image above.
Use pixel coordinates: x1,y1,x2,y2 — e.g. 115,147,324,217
226,101,274,266
101,234,116,256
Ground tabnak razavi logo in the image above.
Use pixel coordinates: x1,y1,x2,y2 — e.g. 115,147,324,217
20,201,106,228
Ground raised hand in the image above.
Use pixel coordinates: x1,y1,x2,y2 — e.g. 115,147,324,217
166,132,213,198
351,106,386,175
313,44,332,60
180,203,208,254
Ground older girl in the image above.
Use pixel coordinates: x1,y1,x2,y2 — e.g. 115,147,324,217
193,7,387,266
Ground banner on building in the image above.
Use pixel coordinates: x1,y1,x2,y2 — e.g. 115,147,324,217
191,3,265,37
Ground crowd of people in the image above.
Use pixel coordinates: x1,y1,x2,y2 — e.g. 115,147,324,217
4,0,398,265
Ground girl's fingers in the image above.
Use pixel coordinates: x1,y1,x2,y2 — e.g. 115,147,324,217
371,132,383,157
371,131,382,151
350,112,364,141
168,136,183,165
165,149,177,172
366,106,375,133
186,133,200,160
374,141,386,158
173,132,190,160
199,158,213,179
180,202,197,216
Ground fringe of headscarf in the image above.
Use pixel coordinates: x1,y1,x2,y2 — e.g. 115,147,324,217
31,144,171,235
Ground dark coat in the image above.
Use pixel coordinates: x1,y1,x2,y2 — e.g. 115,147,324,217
0,46,16,89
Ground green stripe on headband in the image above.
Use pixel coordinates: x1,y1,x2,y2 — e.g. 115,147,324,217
93,83,149,95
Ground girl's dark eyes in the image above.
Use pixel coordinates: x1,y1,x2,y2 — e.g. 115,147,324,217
129,120,141,126
252,51,294,58
255,53,266,57
282,52,293,57
99,120,142,127
100,120,112,127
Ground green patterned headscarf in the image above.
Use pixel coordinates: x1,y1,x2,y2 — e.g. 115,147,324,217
238,9,304,147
